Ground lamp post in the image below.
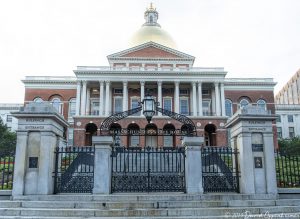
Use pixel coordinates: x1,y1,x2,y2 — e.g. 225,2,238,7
142,94,156,123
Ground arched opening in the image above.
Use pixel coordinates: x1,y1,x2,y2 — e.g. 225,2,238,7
85,123,98,146
204,124,217,146
110,123,122,147
128,124,140,147
163,124,175,147
145,123,158,147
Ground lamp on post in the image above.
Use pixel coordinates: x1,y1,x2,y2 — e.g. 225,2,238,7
142,94,156,123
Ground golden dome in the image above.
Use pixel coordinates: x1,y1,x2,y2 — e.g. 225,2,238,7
129,4,177,49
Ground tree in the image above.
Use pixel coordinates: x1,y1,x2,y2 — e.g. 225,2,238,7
278,137,300,156
0,118,16,154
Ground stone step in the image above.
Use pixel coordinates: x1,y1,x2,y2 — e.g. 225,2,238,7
0,206,300,217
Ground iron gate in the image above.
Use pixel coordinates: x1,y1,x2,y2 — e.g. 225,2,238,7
111,146,185,192
202,147,240,193
54,146,94,193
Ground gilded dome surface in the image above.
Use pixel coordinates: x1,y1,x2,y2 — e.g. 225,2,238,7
129,4,177,49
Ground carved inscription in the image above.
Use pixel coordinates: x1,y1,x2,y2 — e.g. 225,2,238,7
26,118,44,122
249,127,266,131
248,121,265,124
25,126,45,130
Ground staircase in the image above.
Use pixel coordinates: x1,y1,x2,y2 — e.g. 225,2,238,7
0,194,299,218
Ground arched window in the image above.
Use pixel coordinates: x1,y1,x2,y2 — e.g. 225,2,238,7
163,124,175,147
257,99,266,110
33,97,43,103
239,98,249,109
128,124,140,147
225,99,233,117
51,98,63,114
68,98,76,118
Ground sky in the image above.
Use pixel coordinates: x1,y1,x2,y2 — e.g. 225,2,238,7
0,0,299,103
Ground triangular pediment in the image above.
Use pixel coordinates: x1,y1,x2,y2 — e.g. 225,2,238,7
107,41,195,60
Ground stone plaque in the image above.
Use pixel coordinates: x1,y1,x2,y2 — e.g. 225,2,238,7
254,157,263,168
252,144,264,152
29,157,38,168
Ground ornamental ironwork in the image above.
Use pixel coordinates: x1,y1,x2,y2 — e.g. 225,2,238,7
111,146,186,193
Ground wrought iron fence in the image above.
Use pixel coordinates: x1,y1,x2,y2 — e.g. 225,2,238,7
202,146,240,193
111,146,185,193
275,150,300,188
0,149,15,190
54,146,94,193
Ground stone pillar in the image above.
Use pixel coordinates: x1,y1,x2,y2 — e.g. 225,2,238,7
225,106,278,195
215,82,221,116
12,102,68,196
192,82,197,116
80,81,87,115
182,137,204,194
198,82,203,116
105,81,110,116
75,81,81,116
157,81,162,116
220,83,226,116
92,136,113,194
123,81,128,112
140,81,145,101
86,87,90,115
99,81,104,116
174,81,180,113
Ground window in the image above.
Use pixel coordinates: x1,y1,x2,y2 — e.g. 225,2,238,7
6,115,12,122
90,100,99,115
68,98,76,118
179,98,189,115
202,90,209,95
131,97,140,116
277,127,282,139
33,97,43,103
163,97,172,111
257,99,266,110
289,127,295,138
67,128,74,146
225,99,233,117
51,98,63,114
114,88,123,94
179,89,189,95
288,115,294,123
239,98,249,109
202,100,211,116
114,97,123,113
276,115,281,123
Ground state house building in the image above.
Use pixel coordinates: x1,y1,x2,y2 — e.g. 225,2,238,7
22,5,276,147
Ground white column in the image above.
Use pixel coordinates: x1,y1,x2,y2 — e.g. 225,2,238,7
174,81,180,113
140,81,145,101
215,82,221,116
86,87,90,115
105,81,110,116
198,82,203,116
99,81,104,116
75,81,81,116
123,81,128,111
157,81,162,116
220,83,226,116
80,81,87,115
192,82,197,116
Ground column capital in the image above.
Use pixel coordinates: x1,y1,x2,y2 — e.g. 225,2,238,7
140,81,145,85
175,81,180,86
191,81,196,86
123,81,128,86
82,80,87,85
99,80,104,85
157,81,162,86
214,82,219,87
76,80,82,85
105,80,110,85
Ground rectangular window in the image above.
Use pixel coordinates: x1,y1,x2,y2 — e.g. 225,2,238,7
68,128,74,146
276,115,281,123
68,99,76,118
179,98,189,115
131,98,140,116
179,89,189,95
114,97,123,113
6,115,12,122
202,89,209,95
114,88,123,94
202,100,211,116
90,100,99,115
163,97,172,111
288,115,294,122
289,127,295,138
277,127,282,139
130,136,139,147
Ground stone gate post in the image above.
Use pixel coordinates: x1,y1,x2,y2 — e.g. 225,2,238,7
182,136,204,194
225,106,278,195
12,103,68,196
92,136,113,194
